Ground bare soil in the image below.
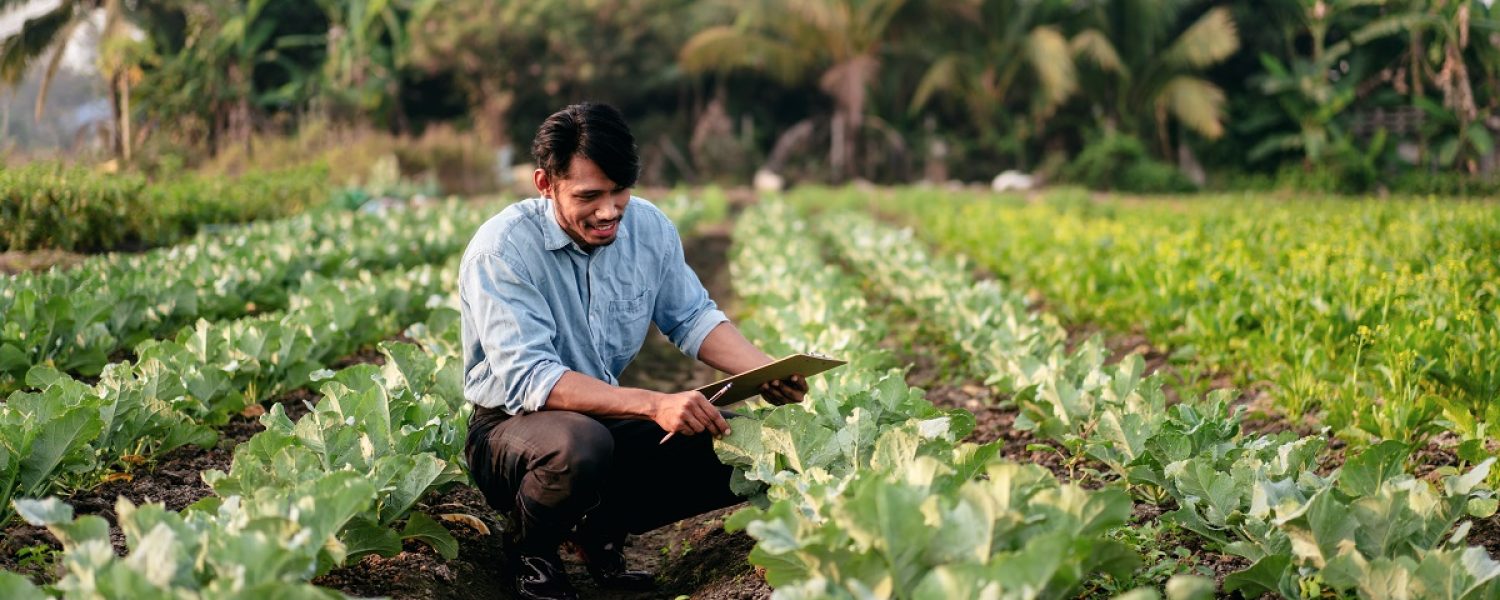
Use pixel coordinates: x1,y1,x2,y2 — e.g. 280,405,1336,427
0,249,87,275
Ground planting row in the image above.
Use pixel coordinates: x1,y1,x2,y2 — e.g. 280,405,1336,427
850,187,1500,452
0,260,457,528
718,201,1212,599
1,201,495,391
2,308,470,598
822,206,1500,599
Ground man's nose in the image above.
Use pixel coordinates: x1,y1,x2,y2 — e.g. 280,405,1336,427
597,202,621,221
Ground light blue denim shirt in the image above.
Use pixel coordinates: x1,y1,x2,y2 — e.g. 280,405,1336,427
459,196,727,414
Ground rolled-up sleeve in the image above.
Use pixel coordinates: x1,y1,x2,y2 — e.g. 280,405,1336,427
461,252,568,414
652,222,728,360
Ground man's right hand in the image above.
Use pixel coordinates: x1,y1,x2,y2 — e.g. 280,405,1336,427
651,391,731,437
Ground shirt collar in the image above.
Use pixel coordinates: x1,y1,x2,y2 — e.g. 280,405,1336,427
541,196,631,253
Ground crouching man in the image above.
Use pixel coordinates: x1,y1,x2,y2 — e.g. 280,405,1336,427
459,102,805,600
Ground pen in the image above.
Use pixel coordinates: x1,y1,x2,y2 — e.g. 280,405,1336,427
660,382,733,445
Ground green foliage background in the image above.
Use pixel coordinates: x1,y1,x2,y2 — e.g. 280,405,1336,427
1,0,1498,193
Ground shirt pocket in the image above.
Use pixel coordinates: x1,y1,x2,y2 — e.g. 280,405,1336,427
603,288,651,361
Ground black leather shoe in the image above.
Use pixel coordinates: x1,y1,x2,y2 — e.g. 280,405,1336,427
514,551,579,600
576,537,656,591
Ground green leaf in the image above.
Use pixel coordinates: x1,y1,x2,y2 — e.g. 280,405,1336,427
1412,547,1500,599
0,344,28,377
1223,554,1295,598
381,342,437,394
13,496,73,525
372,453,446,525
401,511,458,559
1457,440,1490,465
19,406,104,493
1466,123,1495,157
1338,440,1410,498
911,563,994,600
341,516,402,559
1165,574,1215,600
0,571,46,600
1444,458,1494,497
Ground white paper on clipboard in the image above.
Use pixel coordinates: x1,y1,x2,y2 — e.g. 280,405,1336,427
696,353,847,406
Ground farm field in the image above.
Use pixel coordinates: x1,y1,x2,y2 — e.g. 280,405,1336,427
2,188,1498,599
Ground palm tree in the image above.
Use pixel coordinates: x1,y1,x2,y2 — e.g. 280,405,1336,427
317,0,436,131
908,0,1122,167
0,0,132,156
1074,0,1240,158
679,0,910,181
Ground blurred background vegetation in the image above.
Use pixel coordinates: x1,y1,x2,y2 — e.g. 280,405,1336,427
2,0,1497,202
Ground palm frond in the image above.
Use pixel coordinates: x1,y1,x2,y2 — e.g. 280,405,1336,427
1158,75,1226,139
1247,132,1304,162
784,0,848,40
851,0,909,50
1026,25,1077,108
1162,6,1239,70
909,54,962,112
1070,28,1123,73
33,17,80,121
679,25,806,84
1351,13,1432,45
0,2,76,85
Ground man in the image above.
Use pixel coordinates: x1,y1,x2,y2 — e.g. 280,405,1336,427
459,102,806,600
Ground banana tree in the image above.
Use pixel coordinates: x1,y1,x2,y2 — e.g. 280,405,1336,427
1074,0,1241,158
908,0,1121,168
316,0,436,130
680,0,910,181
1245,0,1484,168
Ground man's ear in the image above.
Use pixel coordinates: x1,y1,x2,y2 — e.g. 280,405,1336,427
533,168,551,197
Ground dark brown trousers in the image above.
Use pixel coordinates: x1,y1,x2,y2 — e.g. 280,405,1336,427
464,405,741,552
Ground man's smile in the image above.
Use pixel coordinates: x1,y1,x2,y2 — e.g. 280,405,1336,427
588,220,619,237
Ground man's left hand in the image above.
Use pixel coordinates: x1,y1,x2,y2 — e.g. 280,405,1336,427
760,375,807,405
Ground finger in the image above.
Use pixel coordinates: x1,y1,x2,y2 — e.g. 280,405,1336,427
758,382,778,404
678,407,707,434
708,408,731,436
760,383,785,406
694,399,729,436
775,379,800,403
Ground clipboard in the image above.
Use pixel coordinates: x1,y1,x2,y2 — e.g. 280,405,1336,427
696,353,847,406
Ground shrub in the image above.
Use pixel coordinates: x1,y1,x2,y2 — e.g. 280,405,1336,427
0,165,163,252
1,163,329,253
1062,133,1197,193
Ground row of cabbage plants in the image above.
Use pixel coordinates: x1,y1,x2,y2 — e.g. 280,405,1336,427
824,208,1500,599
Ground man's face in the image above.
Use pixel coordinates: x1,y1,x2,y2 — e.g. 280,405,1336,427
535,156,631,250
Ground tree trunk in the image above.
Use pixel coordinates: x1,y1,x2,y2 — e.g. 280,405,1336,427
107,70,124,159
829,110,846,182
119,71,132,163
474,80,514,149
239,96,253,160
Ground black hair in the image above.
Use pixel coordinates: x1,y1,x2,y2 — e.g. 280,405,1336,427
531,102,640,189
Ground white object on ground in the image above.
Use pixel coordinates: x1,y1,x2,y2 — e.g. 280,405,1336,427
991,170,1034,192
753,168,785,193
